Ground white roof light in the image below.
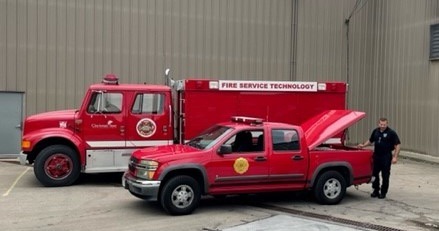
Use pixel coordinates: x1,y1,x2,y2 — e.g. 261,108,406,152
209,81,219,89
317,83,326,91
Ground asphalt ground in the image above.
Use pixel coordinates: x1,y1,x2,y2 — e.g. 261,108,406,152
1,154,438,231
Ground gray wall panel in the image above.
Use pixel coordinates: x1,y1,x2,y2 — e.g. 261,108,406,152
0,0,292,115
294,0,439,158
2,0,439,158
0,1,7,90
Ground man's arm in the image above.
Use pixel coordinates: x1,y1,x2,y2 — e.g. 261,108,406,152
392,144,401,164
357,140,371,148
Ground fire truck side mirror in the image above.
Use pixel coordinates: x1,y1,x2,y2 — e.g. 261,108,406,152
218,144,233,155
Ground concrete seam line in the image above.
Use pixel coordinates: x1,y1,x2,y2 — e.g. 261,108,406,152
2,167,31,197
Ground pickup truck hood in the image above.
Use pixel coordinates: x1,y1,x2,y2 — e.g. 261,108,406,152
132,144,200,161
301,110,366,150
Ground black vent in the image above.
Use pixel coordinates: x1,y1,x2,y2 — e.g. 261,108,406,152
430,24,439,60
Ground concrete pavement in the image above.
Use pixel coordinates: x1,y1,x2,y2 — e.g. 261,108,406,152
224,155,439,231
1,154,439,231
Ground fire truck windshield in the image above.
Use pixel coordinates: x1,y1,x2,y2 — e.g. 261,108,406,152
186,125,233,150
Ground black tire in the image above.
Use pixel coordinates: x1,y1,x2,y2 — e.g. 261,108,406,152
159,175,201,215
34,145,80,187
313,170,346,205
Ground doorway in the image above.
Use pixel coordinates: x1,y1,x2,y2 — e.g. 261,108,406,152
0,92,24,157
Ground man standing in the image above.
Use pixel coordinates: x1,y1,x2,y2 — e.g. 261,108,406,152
358,117,401,199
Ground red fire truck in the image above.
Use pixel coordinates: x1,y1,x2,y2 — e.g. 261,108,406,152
20,72,347,187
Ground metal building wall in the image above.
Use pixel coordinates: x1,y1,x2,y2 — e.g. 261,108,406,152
296,0,439,157
365,0,434,155
0,0,293,116
295,0,376,144
352,0,438,157
1,0,439,157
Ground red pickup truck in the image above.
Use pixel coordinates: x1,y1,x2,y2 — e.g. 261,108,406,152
123,110,373,215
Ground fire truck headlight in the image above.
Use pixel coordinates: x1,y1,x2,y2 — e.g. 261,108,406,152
136,160,158,180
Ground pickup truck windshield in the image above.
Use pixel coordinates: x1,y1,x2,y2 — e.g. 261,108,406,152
186,125,233,150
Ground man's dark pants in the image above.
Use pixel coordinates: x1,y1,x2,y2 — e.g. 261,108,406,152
372,154,392,195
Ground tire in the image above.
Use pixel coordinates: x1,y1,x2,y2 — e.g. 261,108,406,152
313,170,346,205
34,145,80,187
159,175,201,215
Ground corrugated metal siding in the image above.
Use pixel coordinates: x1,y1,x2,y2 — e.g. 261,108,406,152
295,0,439,157
2,0,439,157
425,0,439,156
296,0,349,82
0,0,293,115
352,0,435,156
295,0,375,144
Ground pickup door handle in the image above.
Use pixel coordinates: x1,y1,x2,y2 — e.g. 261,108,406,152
292,155,304,160
254,156,267,162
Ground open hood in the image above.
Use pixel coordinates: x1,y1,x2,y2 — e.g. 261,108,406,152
301,110,366,150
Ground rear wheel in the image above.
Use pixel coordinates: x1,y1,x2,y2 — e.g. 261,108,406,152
34,145,80,187
160,175,201,215
313,170,346,205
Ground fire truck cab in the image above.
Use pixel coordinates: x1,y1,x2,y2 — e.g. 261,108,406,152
20,73,347,187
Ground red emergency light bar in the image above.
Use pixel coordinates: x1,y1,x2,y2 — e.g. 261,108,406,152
231,116,264,125
102,74,119,85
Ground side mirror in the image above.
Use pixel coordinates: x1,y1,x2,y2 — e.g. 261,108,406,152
218,144,233,155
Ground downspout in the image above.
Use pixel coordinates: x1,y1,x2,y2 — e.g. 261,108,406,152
290,0,298,81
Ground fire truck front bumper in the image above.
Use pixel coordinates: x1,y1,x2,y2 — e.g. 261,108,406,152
122,172,161,201
18,152,28,165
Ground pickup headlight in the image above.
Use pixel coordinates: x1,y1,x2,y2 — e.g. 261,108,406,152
136,160,159,180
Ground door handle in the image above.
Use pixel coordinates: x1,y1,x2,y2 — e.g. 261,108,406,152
292,155,304,160
254,156,267,162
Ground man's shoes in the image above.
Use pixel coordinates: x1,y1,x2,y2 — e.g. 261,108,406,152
371,191,379,198
378,193,386,199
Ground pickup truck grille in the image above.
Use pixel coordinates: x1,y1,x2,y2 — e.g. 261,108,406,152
128,157,139,173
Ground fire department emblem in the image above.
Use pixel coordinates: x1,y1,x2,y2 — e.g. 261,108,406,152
136,118,156,138
233,157,249,174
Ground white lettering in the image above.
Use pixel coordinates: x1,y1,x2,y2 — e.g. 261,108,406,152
91,124,118,129
218,80,318,92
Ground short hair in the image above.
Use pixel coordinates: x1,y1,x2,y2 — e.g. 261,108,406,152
379,117,388,122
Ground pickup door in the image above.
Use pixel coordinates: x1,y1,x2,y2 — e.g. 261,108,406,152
208,127,309,194
268,128,309,190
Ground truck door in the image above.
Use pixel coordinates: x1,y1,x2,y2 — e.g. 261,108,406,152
82,90,126,148
208,129,270,193
269,128,308,189
125,91,172,147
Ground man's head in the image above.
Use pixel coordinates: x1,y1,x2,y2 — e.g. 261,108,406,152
378,117,388,132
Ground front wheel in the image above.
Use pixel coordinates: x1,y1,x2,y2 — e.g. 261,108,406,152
159,175,201,215
34,145,80,187
313,170,346,205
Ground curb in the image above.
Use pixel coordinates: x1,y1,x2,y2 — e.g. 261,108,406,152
399,150,439,165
